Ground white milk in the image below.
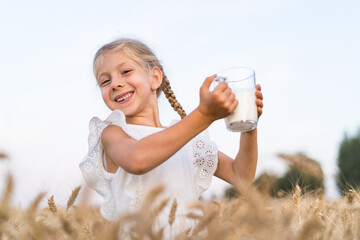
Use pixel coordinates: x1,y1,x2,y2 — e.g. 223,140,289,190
225,90,258,132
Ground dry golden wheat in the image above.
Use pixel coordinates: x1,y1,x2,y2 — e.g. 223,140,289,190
48,195,57,214
0,153,8,159
2,173,360,239
168,198,177,227
67,186,81,210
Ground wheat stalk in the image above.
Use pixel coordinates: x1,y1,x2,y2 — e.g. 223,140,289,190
0,174,13,209
153,197,170,219
28,192,46,214
185,212,203,220
191,210,217,236
296,216,323,240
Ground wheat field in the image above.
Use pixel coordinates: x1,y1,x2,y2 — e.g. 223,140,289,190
1,173,360,240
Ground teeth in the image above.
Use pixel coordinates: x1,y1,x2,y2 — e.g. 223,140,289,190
116,93,132,102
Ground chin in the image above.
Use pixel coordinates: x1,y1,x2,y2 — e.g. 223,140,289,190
107,104,138,117
118,108,136,117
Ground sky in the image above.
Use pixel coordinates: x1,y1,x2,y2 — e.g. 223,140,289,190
1,0,360,208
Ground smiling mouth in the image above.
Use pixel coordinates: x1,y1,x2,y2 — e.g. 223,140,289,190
115,92,134,103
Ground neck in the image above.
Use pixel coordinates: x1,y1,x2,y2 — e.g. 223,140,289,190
125,100,164,128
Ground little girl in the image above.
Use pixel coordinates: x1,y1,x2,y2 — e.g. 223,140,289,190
79,38,263,231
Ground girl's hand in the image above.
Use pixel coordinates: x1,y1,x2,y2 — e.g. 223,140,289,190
255,84,264,118
197,74,238,123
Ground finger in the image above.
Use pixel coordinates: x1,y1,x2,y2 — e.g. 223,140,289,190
228,92,236,102
256,84,261,91
201,74,217,93
255,90,263,100
214,81,228,92
229,99,239,113
256,99,264,108
223,87,233,97
257,107,263,118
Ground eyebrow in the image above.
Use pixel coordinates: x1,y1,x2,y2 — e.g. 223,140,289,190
97,62,128,80
97,72,110,80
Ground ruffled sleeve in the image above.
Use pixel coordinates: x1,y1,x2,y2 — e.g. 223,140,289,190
191,130,218,196
79,110,130,220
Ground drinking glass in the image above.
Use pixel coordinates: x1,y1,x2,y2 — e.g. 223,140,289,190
214,67,258,132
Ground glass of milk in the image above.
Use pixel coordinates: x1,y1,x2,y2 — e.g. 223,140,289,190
214,67,258,132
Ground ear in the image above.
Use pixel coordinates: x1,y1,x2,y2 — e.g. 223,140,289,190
150,67,163,91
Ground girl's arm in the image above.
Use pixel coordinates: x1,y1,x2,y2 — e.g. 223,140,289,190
214,85,264,185
101,75,238,175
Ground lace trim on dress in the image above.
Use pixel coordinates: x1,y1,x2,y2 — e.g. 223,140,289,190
191,130,218,196
79,110,138,220
171,120,219,196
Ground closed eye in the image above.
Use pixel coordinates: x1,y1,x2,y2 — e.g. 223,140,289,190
100,79,110,86
122,69,132,75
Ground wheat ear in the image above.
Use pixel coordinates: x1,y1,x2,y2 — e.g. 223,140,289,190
0,152,8,159
169,198,177,240
349,189,360,203
169,198,177,226
293,184,301,223
48,195,57,213
67,186,81,210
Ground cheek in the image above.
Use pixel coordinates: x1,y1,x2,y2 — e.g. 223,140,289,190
130,74,152,89
101,91,115,110
100,88,110,101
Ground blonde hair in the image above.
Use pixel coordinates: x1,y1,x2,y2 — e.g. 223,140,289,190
93,38,186,119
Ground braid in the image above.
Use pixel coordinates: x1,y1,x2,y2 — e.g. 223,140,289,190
161,75,187,119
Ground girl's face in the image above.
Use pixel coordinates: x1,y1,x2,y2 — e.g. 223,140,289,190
96,51,162,118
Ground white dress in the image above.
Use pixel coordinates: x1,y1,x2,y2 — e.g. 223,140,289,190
79,110,218,232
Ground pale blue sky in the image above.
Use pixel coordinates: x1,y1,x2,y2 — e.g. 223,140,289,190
1,0,359,207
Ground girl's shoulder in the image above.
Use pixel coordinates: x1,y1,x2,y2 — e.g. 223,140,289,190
90,110,168,142
89,110,126,130
86,110,130,148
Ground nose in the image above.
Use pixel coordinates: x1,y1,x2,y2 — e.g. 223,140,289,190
111,77,125,91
